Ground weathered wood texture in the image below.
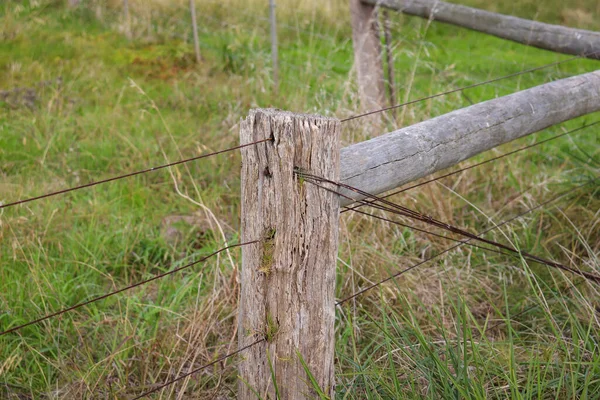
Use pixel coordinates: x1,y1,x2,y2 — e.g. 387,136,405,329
340,70,600,206
239,110,340,399
350,0,386,109
362,0,600,59
189,0,201,63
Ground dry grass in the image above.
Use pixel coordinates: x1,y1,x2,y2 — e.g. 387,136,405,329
1,0,599,398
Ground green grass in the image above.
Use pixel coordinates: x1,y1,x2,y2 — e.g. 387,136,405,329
1,0,599,398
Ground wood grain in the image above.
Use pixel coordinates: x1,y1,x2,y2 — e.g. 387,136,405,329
363,0,600,59
340,70,600,205
350,0,386,109
238,109,341,399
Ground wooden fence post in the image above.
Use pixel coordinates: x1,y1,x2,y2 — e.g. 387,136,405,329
238,109,341,399
350,0,386,110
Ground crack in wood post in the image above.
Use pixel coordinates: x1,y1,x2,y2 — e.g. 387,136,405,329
239,109,341,399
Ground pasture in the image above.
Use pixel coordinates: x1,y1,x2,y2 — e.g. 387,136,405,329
1,0,599,398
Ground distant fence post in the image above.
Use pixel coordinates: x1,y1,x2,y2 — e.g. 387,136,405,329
122,0,131,39
269,0,279,93
238,109,341,399
350,0,386,109
189,0,201,63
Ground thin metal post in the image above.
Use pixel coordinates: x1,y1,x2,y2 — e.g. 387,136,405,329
269,0,279,93
123,0,131,39
190,0,201,63
382,10,397,119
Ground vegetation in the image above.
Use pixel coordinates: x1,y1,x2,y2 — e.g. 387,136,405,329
0,0,598,398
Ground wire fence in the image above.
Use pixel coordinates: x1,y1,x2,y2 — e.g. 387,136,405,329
2,69,598,396
2,1,599,398
2,102,596,396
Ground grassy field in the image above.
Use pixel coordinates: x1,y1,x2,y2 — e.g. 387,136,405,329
1,0,599,398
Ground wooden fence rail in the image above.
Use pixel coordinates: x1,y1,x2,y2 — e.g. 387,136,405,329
339,69,600,205
363,0,600,59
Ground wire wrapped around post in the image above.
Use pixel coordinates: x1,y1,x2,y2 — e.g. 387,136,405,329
238,109,341,399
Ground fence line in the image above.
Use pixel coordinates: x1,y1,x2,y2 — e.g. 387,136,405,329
131,338,264,399
337,197,517,259
364,0,600,60
0,241,259,337
199,3,343,44
0,138,270,210
341,54,597,122
349,199,589,271
189,5,586,111
300,172,600,283
339,70,600,206
5,2,600,397
335,178,597,305
197,13,352,72
342,121,600,213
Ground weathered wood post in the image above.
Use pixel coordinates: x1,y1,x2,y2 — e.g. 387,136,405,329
350,0,386,109
238,109,341,398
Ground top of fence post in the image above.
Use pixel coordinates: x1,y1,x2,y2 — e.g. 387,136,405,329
238,109,341,398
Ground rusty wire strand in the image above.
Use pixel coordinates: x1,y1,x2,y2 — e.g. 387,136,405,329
0,138,271,210
341,121,600,214
350,205,520,259
131,338,264,399
310,177,596,281
292,172,596,304
340,53,599,122
331,178,597,304
301,172,600,284
313,177,516,258
0,241,260,337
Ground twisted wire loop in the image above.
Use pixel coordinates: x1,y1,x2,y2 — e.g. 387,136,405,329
350,206,518,259
340,51,600,122
301,171,600,284
341,121,600,214
130,339,264,399
0,241,260,337
294,171,596,304
0,138,271,210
